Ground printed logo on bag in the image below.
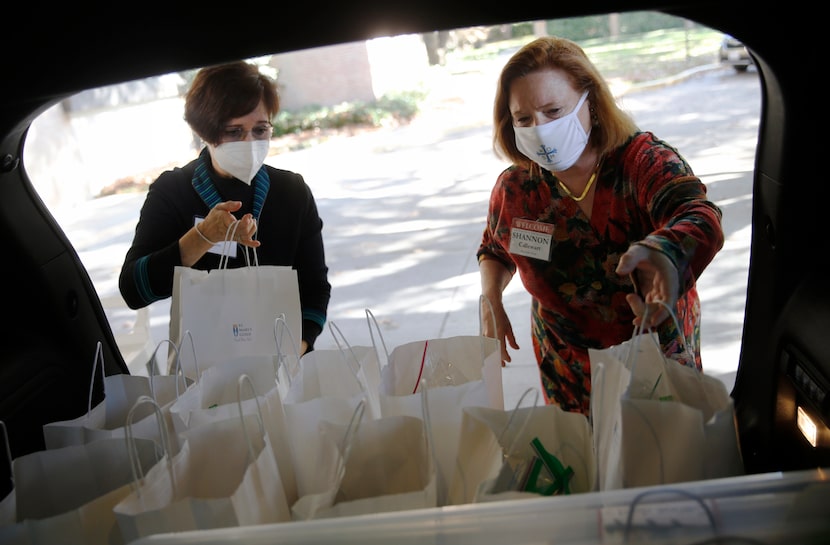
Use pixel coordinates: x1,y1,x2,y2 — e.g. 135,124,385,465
232,323,254,342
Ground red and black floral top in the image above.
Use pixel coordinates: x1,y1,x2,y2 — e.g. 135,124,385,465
477,131,724,414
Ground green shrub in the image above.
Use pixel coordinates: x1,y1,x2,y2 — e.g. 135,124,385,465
271,13,720,138
271,90,425,137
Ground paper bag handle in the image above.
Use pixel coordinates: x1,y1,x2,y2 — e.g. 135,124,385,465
149,338,193,399
85,341,105,421
652,300,695,363
498,388,541,459
217,220,241,270
0,421,11,489
339,399,366,471
327,320,368,391
623,300,697,399
125,395,173,500
365,308,390,375
217,220,259,270
274,313,300,387
237,374,266,464
176,329,200,385
417,379,440,500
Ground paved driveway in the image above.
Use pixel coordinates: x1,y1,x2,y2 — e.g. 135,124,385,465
58,64,760,408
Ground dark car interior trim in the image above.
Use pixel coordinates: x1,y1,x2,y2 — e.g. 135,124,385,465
0,1,825,498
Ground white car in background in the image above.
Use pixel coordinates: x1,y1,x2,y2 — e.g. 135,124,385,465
719,33,754,72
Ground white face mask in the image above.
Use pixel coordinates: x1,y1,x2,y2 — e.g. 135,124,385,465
209,139,270,184
513,91,590,172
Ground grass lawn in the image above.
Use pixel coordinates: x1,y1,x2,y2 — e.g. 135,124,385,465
449,27,723,85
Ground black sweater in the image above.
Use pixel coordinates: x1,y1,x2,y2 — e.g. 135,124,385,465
119,148,331,349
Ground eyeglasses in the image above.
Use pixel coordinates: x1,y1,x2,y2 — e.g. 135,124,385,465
221,123,273,142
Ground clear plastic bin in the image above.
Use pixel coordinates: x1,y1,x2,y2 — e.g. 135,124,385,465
132,469,830,545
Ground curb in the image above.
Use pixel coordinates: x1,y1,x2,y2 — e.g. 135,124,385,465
618,63,724,96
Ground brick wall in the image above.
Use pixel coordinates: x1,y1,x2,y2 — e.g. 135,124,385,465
271,42,376,110
270,34,430,110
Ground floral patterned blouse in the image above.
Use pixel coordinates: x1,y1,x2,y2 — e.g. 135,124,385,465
477,131,724,415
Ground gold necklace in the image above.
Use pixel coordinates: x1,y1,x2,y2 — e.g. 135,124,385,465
557,159,601,202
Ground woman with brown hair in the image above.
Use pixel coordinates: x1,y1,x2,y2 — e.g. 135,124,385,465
478,36,724,415
120,60,331,356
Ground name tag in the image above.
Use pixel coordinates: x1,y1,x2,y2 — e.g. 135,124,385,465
195,217,237,258
508,218,553,261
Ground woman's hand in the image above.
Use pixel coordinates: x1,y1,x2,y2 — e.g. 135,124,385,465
479,258,518,366
182,200,260,266
615,244,679,329
481,295,518,366
200,201,260,247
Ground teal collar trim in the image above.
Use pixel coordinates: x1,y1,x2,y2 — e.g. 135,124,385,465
192,150,270,222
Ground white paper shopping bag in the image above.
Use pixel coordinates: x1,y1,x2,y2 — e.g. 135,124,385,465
369,303,504,411
114,389,291,543
283,392,368,501
448,391,595,506
0,435,160,545
170,262,301,380
167,355,298,505
291,397,437,520
658,353,744,480
589,310,744,490
366,307,501,505
168,354,279,436
286,320,382,419
42,341,190,451
380,336,503,409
